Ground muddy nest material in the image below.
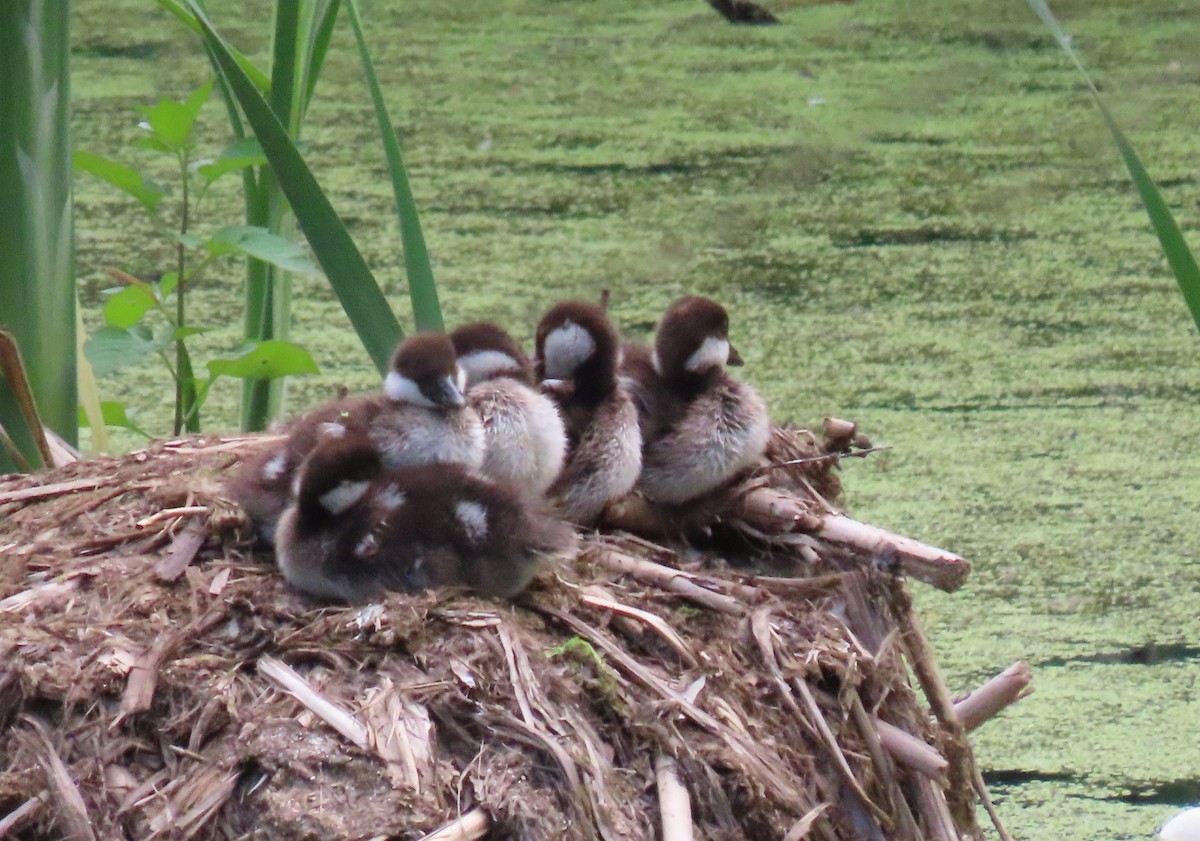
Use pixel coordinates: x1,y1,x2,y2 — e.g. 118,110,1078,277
0,431,1010,840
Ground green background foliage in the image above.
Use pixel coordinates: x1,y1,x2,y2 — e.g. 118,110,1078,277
70,1,1200,838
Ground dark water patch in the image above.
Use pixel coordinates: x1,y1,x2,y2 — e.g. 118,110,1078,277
832,225,1036,248
1037,642,1200,669
74,41,164,60
867,132,951,147
985,769,1082,787
938,29,1059,53
1109,778,1200,806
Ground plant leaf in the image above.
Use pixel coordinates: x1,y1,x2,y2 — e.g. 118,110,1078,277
194,137,267,183
205,225,322,275
103,285,159,329
154,0,272,92
77,400,151,438
346,0,443,332
1025,0,1200,333
73,151,164,214
207,340,320,381
83,326,161,377
138,79,213,153
185,1,404,374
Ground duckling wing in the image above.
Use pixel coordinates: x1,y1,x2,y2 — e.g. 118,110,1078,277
637,377,770,504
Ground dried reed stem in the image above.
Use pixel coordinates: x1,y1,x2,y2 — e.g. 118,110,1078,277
587,546,745,615
0,477,101,505
257,656,370,750
955,661,1033,732
579,590,700,668
0,578,79,613
27,716,96,841
155,519,208,581
417,808,490,841
874,718,948,780
815,514,970,592
655,754,695,841
0,796,42,835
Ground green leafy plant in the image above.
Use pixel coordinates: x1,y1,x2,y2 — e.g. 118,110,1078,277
170,0,441,385
1026,0,1200,332
76,82,320,436
0,3,75,471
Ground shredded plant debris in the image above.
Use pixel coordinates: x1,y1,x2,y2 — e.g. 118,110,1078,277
0,428,1010,841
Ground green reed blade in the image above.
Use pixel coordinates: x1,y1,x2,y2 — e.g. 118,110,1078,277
187,1,403,374
1026,0,1200,333
346,0,444,332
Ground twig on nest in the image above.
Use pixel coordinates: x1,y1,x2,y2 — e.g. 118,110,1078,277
147,763,239,840
844,690,923,839
655,754,694,841
586,545,746,615
578,590,700,668
25,715,97,841
0,478,103,506
749,609,886,822
257,656,370,751
155,519,209,582
417,808,490,841
954,661,1033,732
0,796,43,836
782,803,829,841
136,506,208,529
0,578,80,614
119,609,226,718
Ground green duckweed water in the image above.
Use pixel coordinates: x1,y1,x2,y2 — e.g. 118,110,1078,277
70,1,1200,837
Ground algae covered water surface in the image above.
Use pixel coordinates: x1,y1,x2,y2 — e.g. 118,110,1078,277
70,0,1200,837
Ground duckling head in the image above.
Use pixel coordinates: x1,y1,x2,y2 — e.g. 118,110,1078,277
294,434,382,525
450,321,535,388
535,300,619,394
653,295,743,388
384,332,468,410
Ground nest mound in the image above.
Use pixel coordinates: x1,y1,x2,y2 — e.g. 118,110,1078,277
0,430,1003,840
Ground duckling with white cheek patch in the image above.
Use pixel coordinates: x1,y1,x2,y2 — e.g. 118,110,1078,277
275,435,576,601
450,322,567,497
623,295,770,505
535,301,642,525
229,332,484,544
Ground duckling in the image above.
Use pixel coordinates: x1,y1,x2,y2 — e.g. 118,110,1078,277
229,332,484,543
450,321,567,498
622,295,770,505
535,301,642,525
274,433,576,602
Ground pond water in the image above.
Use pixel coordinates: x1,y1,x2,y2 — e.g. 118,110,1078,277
70,0,1200,837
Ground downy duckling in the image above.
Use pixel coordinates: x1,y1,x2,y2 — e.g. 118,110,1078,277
535,301,642,525
450,322,567,497
274,433,577,602
623,295,770,505
230,332,484,543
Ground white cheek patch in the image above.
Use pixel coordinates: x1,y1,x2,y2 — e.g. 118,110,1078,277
384,371,437,408
262,452,288,481
650,349,663,377
458,350,521,387
455,365,467,394
355,533,378,558
685,337,730,373
375,483,406,512
542,321,595,379
454,500,489,544
319,480,370,515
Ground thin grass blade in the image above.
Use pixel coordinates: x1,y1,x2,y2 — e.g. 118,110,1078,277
346,0,443,332
186,1,403,374
1025,0,1200,333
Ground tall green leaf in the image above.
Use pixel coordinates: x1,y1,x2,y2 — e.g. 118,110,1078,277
1025,0,1200,333
346,0,443,332
185,1,403,375
0,2,75,471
